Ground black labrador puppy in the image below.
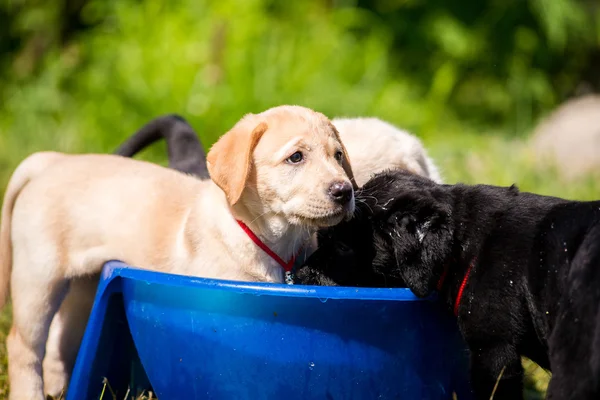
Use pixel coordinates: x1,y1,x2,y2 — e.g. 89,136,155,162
295,169,600,400
115,114,209,179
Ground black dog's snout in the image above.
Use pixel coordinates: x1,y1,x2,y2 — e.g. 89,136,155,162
328,181,353,205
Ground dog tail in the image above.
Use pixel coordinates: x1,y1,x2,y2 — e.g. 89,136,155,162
0,151,65,309
114,114,186,157
114,114,210,179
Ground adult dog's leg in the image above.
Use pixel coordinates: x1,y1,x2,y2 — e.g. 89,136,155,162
547,230,600,400
547,314,597,399
547,305,600,400
546,335,598,400
469,343,524,400
7,252,68,400
43,277,98,397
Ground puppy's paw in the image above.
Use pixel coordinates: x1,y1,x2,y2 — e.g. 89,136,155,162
294,267,339,286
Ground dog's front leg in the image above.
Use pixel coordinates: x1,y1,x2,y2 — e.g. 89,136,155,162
469,343,524,400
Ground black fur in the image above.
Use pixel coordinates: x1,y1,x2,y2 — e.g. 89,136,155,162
115,114,209,179
295,169,600,400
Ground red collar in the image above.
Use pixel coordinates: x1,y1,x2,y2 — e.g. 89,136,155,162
436,258,476,317
236,220,300,273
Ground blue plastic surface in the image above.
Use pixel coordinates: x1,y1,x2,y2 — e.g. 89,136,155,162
68,261,474,399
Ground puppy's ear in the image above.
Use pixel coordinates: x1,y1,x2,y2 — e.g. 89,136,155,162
388,203,453,298
329,123,358,190
207,119,268,205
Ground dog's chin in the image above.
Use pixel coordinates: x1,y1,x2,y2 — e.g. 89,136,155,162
289,209,348,228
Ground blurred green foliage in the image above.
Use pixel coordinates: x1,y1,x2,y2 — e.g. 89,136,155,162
0,0,598,220
2,0,599,130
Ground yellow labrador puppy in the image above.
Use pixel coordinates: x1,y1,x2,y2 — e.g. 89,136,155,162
0,105,356,400
332,117,442,185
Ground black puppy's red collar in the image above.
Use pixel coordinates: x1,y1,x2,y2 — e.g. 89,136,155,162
436,258,476,316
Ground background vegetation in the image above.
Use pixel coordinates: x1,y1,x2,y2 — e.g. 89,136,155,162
1,0,599,397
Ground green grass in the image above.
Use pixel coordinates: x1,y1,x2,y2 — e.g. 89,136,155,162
424,130,600,201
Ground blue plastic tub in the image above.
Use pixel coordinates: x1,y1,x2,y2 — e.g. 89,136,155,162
68,261,473,399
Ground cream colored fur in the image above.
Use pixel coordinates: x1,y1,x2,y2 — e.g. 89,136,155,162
0,105,355,399
332,117,442,185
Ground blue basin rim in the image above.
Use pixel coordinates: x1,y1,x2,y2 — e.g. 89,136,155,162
100,260,436,302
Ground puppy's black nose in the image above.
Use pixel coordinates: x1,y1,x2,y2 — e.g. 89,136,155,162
329,181,353,205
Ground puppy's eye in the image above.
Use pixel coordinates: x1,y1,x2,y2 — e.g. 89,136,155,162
334,150,343,162
287,151,304,164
